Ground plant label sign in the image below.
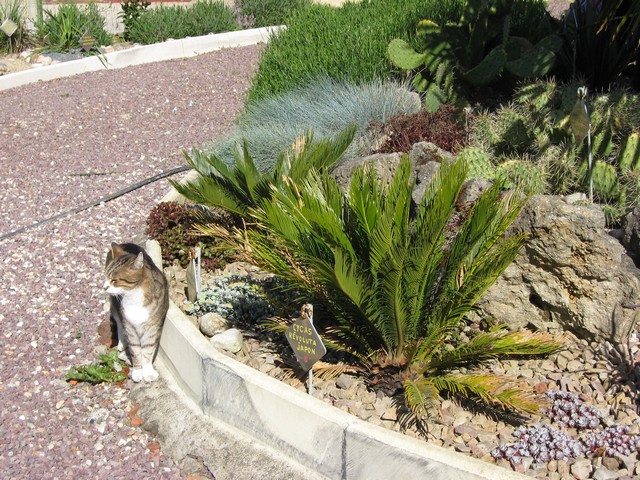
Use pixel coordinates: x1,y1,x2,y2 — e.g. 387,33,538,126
1,19,17,37
79,31,95,52
285,313,326,372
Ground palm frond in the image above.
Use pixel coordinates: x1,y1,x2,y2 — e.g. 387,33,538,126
403,378,441,417
429,327,565,371
431,374,543,414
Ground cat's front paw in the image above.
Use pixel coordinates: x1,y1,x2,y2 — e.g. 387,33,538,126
130,368,143,383
142,364,159,382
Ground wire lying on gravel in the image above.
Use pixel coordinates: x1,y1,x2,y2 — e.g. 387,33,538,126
0,165,190,242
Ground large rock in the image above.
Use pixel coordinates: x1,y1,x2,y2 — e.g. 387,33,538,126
622,205,640,265
330,142,452,205
476,195,640,341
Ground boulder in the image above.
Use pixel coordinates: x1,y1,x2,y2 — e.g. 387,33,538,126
476,195,640,341
330,142,452,205
622,205,640,265
210,328,243,353
199,312,229,337
331,152,403,191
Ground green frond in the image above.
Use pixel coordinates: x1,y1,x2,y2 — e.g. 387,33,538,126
403,378,440,417
429,327,565,371
431,374,543,414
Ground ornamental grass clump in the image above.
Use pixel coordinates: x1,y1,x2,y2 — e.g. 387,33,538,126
126,0,237,44
208,78,421,173
182,129,563,417
35,2,112,53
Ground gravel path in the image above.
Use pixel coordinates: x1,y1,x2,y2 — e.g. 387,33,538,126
0,44,261,479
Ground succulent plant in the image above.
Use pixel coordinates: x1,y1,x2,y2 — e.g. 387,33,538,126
456,146,495,181
494,106,534,154
585,160,621,202
468,79,640,225
543,147,580,195
496,159,547,195
618,132,640,172
387,0,561,111
185,274,274,326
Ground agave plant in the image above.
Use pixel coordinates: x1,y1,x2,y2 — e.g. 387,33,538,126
195,148,563,415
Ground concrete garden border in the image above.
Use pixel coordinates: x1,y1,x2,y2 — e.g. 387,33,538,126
0,27,281,92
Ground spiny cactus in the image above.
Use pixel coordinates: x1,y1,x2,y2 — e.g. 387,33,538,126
469,111,500,150
588,128,615,159
618,132,640,172
583,160,620,201
513,79,558,113
496,159,547,195
457,146,496,181
387,0,561,111
543,146,580,195
495,107,533,153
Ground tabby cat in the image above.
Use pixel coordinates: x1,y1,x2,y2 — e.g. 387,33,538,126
104,242,169,382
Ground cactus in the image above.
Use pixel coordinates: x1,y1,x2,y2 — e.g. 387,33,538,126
387,0,561,109
513,79,558,112
462,45,508,86
495,107,532,153
457,147,496,181
469,111,500,149
588,128,615,158
583,160,620,201
544,146,579,195
496,159,547,195
505,35,563,78
618,132,640,172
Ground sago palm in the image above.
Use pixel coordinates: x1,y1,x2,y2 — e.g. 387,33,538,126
197,152,562,415
170,124,356,217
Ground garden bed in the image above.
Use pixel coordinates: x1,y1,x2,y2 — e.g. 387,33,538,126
162,259,640,480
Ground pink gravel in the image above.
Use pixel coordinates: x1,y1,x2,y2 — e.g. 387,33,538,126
0,44,261,479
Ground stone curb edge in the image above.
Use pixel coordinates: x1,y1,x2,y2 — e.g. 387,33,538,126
0,26,282,92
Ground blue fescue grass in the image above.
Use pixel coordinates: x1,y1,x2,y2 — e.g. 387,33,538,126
206,78,422,172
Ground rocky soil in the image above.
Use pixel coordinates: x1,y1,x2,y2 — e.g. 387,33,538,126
166,262,640,480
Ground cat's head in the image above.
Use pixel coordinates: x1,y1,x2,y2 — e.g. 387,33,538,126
104,242,146,296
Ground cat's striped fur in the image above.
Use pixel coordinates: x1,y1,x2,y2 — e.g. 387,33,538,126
104,242,169,383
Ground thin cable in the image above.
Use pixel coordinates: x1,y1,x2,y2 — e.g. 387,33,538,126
0,165,190,242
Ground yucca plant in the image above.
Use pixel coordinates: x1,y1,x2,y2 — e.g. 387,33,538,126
195,146,562,415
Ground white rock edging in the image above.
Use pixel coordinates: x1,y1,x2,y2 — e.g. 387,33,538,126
0,27,282,92
158,301,528,480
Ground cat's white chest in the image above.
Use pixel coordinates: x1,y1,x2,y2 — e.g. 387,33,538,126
120,288,149,326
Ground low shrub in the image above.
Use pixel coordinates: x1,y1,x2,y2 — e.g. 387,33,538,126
127,0,237,45
35,2,112,53
373,104,466,154
210,78,422,172
234,0,310,28
247,0,464,103
0,0,31,54
145,202,238,271
118,0,150,42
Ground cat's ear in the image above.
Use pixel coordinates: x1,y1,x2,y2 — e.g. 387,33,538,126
133,252,144,269
111,242,124,258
